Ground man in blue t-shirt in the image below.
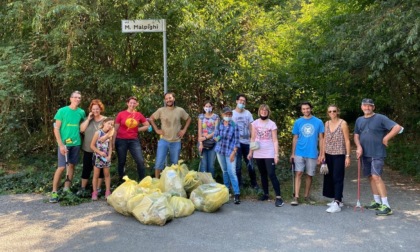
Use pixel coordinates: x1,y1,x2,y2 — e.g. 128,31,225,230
354,98,402,216
290,101,324,206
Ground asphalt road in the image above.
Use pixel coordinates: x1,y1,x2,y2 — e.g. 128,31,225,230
1,156,420,252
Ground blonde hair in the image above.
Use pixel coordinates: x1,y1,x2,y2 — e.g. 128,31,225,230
258,104,271,117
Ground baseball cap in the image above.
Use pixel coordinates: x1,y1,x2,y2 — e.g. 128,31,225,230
222,106,232,114
361,98,374,106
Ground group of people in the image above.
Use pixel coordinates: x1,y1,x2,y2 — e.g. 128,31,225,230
289,99,402,216
50,91,402,217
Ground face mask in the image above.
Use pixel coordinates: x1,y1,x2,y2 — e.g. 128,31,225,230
204,107,212,113
260,116,268,120
237,104,245,110
223,117,231,122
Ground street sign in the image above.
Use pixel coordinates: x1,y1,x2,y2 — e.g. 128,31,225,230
122,19,166,33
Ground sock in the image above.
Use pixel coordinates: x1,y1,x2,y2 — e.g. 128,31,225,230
373,194,381,204
381,197,390,208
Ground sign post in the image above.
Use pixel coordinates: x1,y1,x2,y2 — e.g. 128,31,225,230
122,19,167,94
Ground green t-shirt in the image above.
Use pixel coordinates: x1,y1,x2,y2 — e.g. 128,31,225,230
54,106,86,146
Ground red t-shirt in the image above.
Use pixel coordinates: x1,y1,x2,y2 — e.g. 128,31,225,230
115,110,147,139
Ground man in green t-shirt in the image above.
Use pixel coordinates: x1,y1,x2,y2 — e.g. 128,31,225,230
49,91,86,203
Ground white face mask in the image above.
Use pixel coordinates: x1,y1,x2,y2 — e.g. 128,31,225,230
223,117,231,122
204,107,212,113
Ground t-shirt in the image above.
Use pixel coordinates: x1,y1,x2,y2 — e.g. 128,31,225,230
198,113,219,136
82,117,106,152
251,119,277,159
54,106,86,146
115,110,147,139
292,116,324,159
232,109,254,144
152,107,190,142
354,113,397,158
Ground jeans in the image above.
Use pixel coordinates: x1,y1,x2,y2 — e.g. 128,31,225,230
216,153,240,195
199,146,216,178
154,139,181,170
255,158,281,196
236,143,258,187
81,151,103,179
115,138,146,181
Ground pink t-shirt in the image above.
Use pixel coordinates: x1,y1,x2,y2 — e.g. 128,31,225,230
251,119,277,158
115,110,147,139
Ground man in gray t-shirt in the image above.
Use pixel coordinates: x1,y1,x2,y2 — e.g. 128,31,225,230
354,98,402,216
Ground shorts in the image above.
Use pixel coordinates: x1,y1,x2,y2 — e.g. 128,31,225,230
362,156,384,177
57,146,81,168
294,156,317,176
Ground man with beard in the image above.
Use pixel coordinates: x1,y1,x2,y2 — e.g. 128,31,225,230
149,92,191,178
290,101,324,206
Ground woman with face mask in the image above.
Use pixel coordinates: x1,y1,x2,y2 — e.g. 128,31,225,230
247,104,284,207
197,101,220,178
214,106,241,204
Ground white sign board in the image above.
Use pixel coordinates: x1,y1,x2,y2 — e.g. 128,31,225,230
122,19,166,33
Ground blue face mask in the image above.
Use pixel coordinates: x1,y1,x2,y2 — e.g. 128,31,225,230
237,104,245,110
223,117,231,122
204,107,212,113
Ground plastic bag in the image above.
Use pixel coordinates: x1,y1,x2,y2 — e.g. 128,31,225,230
190,183,229,213
197,172,215,184
160,169,187,197
165,161,189,180
127,193,146,214
183,171,202,193
169,196,195,218
320,161,329,175
138,176,161,190
132,192,174,226
107,176,138,216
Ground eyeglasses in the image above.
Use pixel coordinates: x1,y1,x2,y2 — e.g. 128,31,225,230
328,110,337,113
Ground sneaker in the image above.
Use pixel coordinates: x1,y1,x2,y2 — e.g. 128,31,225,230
49,192,59,203
365,201,381,210
327,200,344,207
275,198,284,207
234,194,240,204
376,204,393,216
291,197,299,206
326,202,341,213
259,194,269,201
76,188,86,197
105,190,111,200
92,191,98,201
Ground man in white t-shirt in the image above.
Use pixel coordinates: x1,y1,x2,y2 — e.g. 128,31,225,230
232,94,259,189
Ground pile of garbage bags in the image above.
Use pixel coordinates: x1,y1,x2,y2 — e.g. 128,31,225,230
107,161,229,226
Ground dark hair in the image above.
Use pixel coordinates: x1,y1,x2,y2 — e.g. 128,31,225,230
203,100,213,106
100,117,114,129
236,94,247,102
300,101,313,109
164,92,175,99
126,96,138,103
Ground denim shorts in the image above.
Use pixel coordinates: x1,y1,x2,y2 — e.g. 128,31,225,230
362,157,384,176
57,146,81,168
294,156,317,176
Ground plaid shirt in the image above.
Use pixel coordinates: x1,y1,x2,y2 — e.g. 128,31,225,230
214,121,240,156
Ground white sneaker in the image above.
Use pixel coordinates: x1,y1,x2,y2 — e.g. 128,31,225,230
327,200,344,207
326,202,341,213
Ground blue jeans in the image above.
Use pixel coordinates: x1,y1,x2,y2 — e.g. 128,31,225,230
115,138,146,181
216,153,240,195
199,146,216,178
154,139,181,170
236,143,258,187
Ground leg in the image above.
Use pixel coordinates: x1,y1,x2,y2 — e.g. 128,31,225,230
103,167,111,192
304,175,313,198
293,156,306,198
216,153,231,189
226,156,240,195
207,148,217,179
64,164,75,189
332,155,345,202
199,148,208,173
303,157,317,198
63,146,80,189
128,139,146,181
92,167,100,194
154,139,169,179
322,154,335,198
256,158,269,195
80,151,94,189
52,167,65,192
235,145,243,187
266,158,281,196
168,141,181,165
115,139,128,179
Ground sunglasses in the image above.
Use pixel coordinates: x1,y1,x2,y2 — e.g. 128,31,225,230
328,110,337,113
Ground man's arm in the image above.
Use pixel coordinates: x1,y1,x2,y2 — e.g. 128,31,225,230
53,120,66,155
318,132,324,164
149,115,163,135
178,116,191,138
383,124,402,147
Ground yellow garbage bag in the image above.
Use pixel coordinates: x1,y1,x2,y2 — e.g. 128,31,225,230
165,161,189,180
169,196,195,218
197,172,216,184
183,171,202,193
160,169,187,197
132,192,174,226
190,183,229,213
138,176,161,190
107,176,138,216
127,193,146,214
